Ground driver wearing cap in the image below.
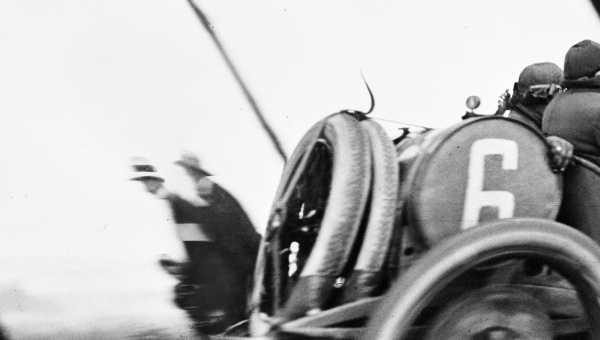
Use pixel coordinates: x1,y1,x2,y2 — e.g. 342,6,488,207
507,62,563,129
497,62,574,172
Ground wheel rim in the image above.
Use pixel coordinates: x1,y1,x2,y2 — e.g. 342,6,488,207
363,219,600,340
270,139,333,312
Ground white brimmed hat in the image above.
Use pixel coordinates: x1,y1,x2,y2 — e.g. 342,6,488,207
129,157,164,182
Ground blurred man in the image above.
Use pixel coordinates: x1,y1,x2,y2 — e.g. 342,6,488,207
543,40,600,167
175,153,261,306
130,158,240,336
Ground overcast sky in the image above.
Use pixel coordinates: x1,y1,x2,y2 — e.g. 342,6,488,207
0,0,599,337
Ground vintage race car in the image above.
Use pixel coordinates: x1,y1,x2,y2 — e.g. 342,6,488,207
238,112,600,340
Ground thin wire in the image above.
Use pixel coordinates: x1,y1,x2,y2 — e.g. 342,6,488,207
185,0,288,163
368,116,433,130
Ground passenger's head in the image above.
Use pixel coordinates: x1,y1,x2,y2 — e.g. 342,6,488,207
563,39,600,82
511,62,562,106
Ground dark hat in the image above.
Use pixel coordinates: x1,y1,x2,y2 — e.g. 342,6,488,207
517,62,563,89
563,39,600,80
174,152,212,176
130,157,164,182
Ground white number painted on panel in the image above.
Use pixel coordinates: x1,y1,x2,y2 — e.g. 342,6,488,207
461,139,518,230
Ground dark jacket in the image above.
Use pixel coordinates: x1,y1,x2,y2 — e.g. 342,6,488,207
204,183,261,277
166,191,260,280
542,87,600,166
166,194,252,332
508,104,546,130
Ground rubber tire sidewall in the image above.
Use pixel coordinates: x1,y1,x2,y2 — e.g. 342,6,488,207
251,112,372,330
339,118,399,303
363,218,600,340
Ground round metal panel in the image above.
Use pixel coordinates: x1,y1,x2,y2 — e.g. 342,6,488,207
407,117,562,246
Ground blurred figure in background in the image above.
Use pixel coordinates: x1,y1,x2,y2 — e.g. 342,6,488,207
174,152,261,311
130,157,252,336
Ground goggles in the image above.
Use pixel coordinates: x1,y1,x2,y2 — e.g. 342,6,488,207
521,83,561,99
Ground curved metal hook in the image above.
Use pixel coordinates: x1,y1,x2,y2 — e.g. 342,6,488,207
361,72,375,115
338,72,375,119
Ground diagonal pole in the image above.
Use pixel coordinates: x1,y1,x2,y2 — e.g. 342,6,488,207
186,0,288,163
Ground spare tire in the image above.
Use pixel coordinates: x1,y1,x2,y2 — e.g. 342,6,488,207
338,118,399,303
250,112,372,332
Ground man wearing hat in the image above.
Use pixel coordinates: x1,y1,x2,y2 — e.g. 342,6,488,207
175,153,261,297
543,40,600,167
130,157,243,336
130,157,167,195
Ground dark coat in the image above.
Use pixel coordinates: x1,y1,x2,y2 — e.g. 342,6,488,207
542,87,600,167
508,105,545,130
206,183,261,276
166,191,260,280
165,192,260,328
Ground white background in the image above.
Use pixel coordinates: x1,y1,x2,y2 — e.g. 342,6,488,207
0,0,599,337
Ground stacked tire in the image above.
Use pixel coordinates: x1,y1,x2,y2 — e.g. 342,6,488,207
250,112,399,335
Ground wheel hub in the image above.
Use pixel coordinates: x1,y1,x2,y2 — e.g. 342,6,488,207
424,287,552,340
